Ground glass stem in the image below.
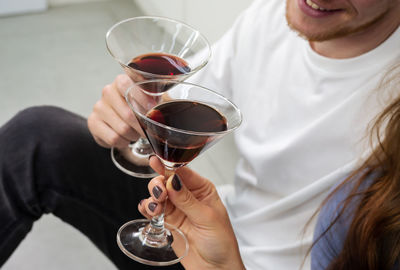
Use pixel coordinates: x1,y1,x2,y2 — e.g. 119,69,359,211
142,167,175,247
131,137,152,155
136,137,149,146
150,168,174,228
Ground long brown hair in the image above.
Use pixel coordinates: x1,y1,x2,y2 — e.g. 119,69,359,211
313,62,400,270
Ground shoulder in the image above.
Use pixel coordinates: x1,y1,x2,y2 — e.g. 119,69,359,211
311,173,375,269
192,0,291,97
213,0,290,53
232,0,289,41
311,182,353,269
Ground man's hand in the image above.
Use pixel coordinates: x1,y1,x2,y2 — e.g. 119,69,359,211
87,74,141,148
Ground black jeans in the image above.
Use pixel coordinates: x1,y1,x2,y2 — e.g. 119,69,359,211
0,106,184,269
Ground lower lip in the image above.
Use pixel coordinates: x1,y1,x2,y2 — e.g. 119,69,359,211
298,0,337,18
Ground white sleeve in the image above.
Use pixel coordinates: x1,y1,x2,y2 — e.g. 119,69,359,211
187,1,259,100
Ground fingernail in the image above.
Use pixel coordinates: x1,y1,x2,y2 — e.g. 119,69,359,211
139,199,144,205
148,154,156,160
152,185,162,199
172,174,182,191
148,202,157,212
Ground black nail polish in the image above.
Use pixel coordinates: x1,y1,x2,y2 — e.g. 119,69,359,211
148,202,157,212
172,174,182,191
152,185,162,199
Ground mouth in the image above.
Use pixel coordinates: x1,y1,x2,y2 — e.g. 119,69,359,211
300,0,342,17
306,0,342,12
306,0,329,11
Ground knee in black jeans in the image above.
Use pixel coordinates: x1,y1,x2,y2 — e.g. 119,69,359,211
0,106,184,269
0,107,71,219
0,106,87,265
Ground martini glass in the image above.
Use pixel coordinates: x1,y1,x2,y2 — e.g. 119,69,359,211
106,16,211,178
117,80,242,266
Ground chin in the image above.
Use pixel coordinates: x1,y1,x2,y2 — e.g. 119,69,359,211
285,0,346,42
285,0,392,43
287,23,343,42
285,15,316,41
286,13,358,42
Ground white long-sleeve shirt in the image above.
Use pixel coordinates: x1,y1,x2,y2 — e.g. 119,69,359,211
190,0,400,269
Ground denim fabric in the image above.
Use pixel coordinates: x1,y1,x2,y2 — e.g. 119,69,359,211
0,106,184,270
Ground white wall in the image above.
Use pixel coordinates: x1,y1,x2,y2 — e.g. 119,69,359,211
0,0,47,16
1,0,252,42
134,0,253,44
49,0,110,5
0,0,111,16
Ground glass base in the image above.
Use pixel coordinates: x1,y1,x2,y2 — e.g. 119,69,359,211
117,219,189,266
111,147,158,178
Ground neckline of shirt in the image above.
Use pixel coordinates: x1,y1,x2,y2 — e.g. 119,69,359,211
303,26,400,76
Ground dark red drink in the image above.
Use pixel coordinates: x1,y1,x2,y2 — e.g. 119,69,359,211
128,52,191,76
140,101,227,164
127,53,191,94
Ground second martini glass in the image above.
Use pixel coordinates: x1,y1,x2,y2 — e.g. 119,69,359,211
117,80,242,266
106,16,211,178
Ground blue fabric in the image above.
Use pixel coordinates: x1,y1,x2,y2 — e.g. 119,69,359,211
311,175,373,270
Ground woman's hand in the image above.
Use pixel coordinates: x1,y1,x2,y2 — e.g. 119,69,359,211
139,157,246,270
87,74,141,148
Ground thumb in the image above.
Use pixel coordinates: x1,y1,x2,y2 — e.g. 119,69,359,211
166,174,210,225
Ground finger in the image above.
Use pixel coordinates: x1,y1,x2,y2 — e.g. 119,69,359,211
138,199,151,219
138,197,177,221
101,85,143,138
138,196,183,229
166,174,213,225
124,68,146,87
113,74,134,97
174,167,213,191
125,83,159,113
148,175,167,202
93,137,109,148
87,114,110,148
148,156,199,185
87,113,130,148
148,156,165,175
149,156,217,200
95,100,139,142
143,197,164,216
